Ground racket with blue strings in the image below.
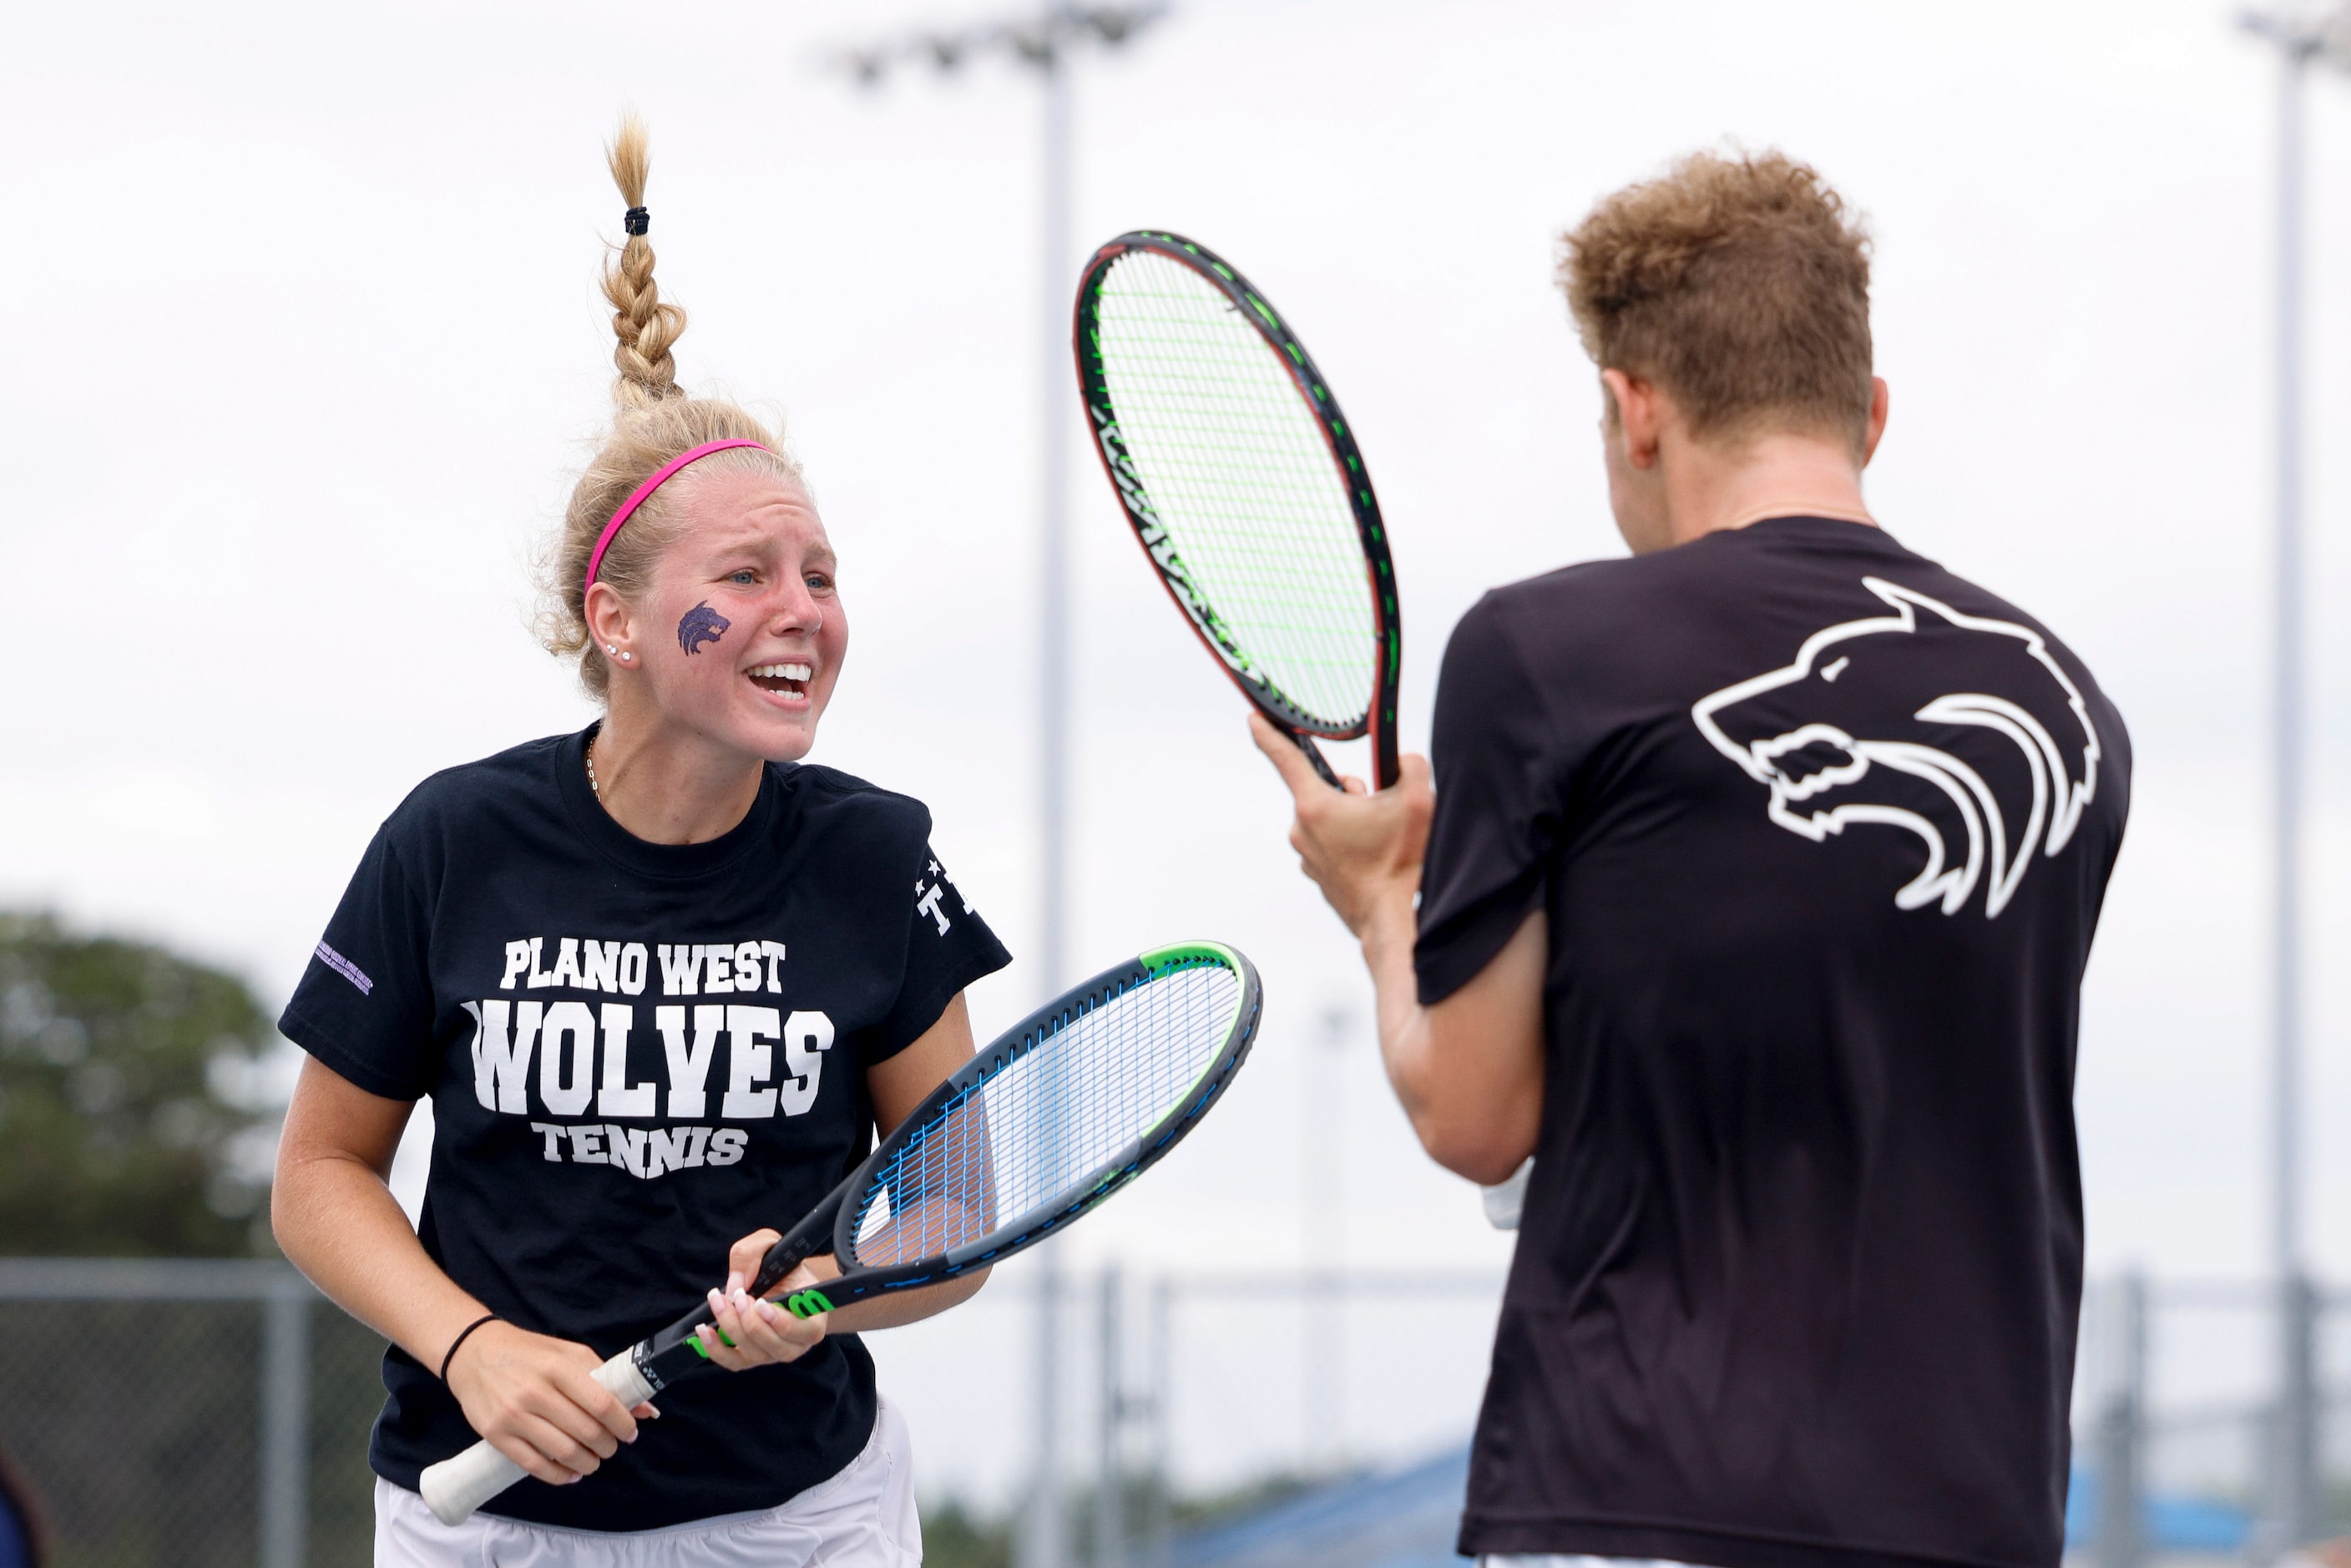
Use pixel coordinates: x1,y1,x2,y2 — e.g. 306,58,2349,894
421,941,1260,1525
1076,230,1401,791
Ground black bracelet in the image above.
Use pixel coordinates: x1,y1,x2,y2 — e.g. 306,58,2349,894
439,1313,499,1383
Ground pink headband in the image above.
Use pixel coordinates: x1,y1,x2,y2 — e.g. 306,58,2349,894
584,438,770,594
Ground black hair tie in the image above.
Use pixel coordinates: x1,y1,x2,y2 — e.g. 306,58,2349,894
439,1313,499,1383
624,206,650,235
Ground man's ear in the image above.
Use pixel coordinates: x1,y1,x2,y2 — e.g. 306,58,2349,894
1600,368,1664,472
1860,376,1891,466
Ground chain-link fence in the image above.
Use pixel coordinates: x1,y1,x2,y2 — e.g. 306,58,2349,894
1,1260,2343,1566
858,1265,1513,1566
0,1259,1511,1567
0,1260,385,1568
2071,1272,2350,1562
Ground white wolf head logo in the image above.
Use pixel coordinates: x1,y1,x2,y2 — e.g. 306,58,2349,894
1690,577,2101,918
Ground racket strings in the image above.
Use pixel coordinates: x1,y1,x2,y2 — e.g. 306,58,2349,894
847,960,1241,1267
1090,251,1379,727
1095,289,1372,688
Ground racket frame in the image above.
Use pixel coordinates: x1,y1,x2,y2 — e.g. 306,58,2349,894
1074,230,1403,790
422,940,1259,1525
630,940,1260,1393
850,939,1257,1282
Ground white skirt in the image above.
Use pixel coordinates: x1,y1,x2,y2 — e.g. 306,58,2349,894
375,1397,920,1567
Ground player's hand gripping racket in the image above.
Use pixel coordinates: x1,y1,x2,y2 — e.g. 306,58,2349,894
420,942,1260,1525
1076,231,1401,791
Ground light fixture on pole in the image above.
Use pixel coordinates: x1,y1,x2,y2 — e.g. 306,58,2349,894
2236,4,2348,1555
829,15,1169,1568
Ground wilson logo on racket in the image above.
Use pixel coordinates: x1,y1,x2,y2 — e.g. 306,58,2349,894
1088,405,1165,527
1691,578,2102,918
1088,405,1261,680
781,1288,833,1319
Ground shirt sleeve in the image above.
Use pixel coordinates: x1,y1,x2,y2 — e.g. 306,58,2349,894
1414,594,1565,1004
870,843,1014,1063
276,822,439,1100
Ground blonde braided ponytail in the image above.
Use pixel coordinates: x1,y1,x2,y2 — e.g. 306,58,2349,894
602,114,687,406
538,115,805,701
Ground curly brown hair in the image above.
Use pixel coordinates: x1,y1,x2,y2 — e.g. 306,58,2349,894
1560,149,1874,454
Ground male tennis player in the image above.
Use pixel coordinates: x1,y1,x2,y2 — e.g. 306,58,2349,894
1254,149,2130,1568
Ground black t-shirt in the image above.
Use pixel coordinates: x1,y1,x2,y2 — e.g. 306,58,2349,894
1418,518,2129,1568
279,726,1010,1531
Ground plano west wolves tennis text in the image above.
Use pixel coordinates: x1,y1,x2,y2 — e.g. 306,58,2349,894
463,936,830,1181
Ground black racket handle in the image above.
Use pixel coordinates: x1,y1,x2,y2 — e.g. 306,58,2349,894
638,1205,837,1380
1292,728,1343,790
647,1199,832,1348
749,1202,838,1299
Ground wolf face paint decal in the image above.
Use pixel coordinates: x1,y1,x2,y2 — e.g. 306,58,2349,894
1691,577,2101,918
677,601,731,655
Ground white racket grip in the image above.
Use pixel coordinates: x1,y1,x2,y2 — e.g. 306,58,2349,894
1480,1157,1533,1231
417,1349,655,1526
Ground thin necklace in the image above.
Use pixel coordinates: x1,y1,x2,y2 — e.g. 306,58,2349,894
586,731,602,797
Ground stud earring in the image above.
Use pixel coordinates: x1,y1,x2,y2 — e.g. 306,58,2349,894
604,644,617,655
619,651,632,661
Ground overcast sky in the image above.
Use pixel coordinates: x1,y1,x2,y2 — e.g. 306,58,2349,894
6,0,2348,1501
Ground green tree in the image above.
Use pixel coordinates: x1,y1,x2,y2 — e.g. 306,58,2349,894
918,1499,1010,1568
0,912,283,1257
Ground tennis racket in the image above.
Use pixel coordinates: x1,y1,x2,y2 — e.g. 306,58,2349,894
1075,230,1401,791
420,940,1261,1525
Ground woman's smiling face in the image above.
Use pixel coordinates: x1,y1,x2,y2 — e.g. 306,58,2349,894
630,465,847,763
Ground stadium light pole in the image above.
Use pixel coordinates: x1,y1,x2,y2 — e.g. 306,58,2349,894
2237,5,2348,1554
831,14,1169,1568
1302,1005,1348,1472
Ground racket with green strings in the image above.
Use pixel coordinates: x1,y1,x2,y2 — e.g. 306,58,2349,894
1075,231,1401,790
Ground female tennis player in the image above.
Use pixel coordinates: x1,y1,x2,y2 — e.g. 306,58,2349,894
270,119,1009,1565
